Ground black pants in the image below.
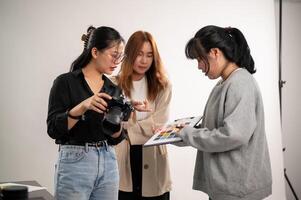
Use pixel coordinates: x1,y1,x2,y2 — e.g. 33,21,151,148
118,145,170,200
119,190,170,200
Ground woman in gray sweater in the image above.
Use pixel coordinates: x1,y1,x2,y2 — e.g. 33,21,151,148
178,25,272,200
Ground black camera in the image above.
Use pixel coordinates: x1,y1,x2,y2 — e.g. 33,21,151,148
102,87,134,136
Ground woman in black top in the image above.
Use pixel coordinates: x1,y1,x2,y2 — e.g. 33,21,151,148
47,26,126,200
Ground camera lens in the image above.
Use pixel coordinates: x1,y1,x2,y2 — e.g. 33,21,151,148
102,106,123,135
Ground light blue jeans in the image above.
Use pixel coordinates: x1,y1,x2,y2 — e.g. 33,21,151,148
54,144,119,200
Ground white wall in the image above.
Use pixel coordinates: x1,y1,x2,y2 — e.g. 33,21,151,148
275,0,301,199
0,0,285,199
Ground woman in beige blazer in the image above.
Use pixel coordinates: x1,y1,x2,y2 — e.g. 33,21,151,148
115,31,172,200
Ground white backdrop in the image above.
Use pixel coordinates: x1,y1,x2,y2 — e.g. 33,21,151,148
0,0,285,199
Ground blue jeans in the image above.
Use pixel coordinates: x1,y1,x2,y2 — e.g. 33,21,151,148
54,144,119,200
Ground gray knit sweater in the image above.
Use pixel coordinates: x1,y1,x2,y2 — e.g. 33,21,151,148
179,68,272,200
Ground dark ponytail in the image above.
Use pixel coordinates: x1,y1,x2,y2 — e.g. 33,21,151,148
228,27,255,74
70,26,124,72
185,25,256,74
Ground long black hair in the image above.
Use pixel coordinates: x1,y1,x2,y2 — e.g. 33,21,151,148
185,25,256,74
70,26,124,72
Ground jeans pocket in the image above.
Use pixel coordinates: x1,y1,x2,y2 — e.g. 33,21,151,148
59,147,86,163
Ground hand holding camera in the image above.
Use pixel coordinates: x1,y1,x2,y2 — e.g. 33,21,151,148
73,84,152,137
82,93,112,113
67,92,112,130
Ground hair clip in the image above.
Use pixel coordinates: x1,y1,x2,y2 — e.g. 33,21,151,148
81,26,95,50
81,34,89,50
224,27,233,38
81,34,87,42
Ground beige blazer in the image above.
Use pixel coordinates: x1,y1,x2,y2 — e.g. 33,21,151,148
114,81,172,197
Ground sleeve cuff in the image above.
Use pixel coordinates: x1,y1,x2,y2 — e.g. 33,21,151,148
107,129,126,145
47,111,69,139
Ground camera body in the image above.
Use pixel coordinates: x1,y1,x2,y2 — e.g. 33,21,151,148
102,85,134,136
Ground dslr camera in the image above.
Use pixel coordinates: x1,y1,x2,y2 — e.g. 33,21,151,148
102,86,134,136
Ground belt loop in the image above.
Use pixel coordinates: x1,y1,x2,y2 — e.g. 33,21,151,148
85,143,89,153
104,140,108,151
58,144,61,152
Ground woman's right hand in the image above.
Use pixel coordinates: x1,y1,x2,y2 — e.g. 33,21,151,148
67,92,112,130
132,99,152,112
81,92,112,113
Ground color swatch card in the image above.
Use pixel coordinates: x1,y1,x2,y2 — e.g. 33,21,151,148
144,116,202,147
